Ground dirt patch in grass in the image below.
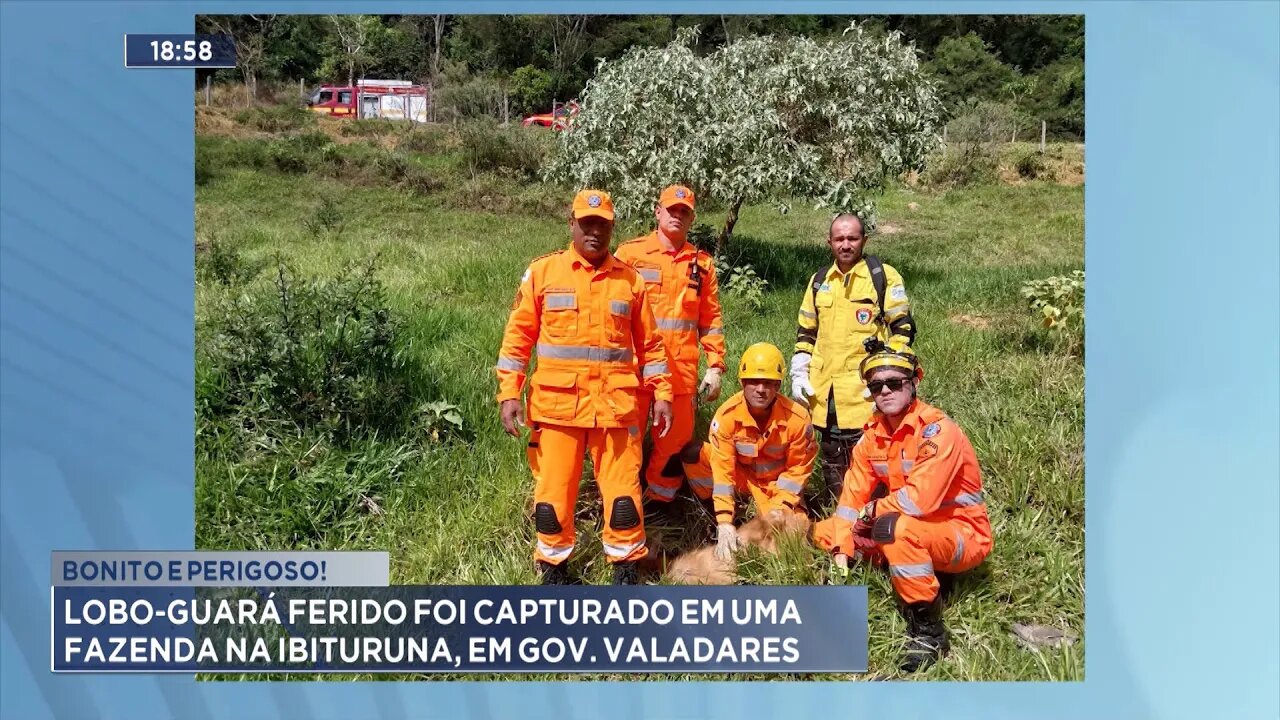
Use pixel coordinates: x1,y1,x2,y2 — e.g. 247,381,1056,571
950,313,994,330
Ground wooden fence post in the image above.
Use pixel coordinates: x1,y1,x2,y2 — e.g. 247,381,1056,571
1040,120,1047,152
205,75,211,106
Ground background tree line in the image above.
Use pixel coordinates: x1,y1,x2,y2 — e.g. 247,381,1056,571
196,14,1083,139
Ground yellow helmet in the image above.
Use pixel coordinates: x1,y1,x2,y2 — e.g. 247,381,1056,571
859,338,923,380
739,342,785,381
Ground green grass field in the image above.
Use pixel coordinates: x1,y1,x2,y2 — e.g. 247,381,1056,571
194,118,1083,681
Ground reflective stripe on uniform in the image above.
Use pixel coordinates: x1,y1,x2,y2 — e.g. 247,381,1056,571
643,361,669,377
699,327,723,337
537,541,574,560
754,459,784,474
545,293,576,309
713,482,734,496
609,300,631,316
896,488,924,517
886,304,910,320
799,309,817,320
496,356,524,371
835,505,860,522
763,444,784,456
948,491,984,507
776,477,803,493
872,462,890,477
656,318,697,331
638,268,660,282
902,460,915,474
951,530,966,566
735,442,756,456
537,344,633,362
602,540,646,558
648,484,678,499
687,476,713,489
890,562,934,578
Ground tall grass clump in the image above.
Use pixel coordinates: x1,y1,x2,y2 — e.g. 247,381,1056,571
197,258,419,449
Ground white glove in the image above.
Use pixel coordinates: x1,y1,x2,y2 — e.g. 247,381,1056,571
698,367,723,402
714,523,740,561
790,353,815,404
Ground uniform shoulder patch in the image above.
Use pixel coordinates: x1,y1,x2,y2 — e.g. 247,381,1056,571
785,397,812,422
922,422,941,439
918,440,939,460
889,285,907,301
527,250,563,273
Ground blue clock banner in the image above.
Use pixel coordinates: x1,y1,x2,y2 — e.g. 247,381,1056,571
124,34,235,68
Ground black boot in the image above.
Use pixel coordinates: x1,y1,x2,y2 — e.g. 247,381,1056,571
819,430,854,504
900,597,949,673
611,561,639,585
537,560,570,586
642,496,677,524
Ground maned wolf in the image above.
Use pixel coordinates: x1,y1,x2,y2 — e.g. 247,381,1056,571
663,511,812,585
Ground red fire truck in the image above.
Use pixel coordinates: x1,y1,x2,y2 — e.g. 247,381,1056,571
307,79,428,121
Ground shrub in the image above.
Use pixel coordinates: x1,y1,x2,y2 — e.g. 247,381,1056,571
302,195,347,239
1014,150,1054,181
197,258,420,448
435,76,505,121
196,237,265,287
926,101,1022,188
400,166,445,196
340,119,401,137
1022,270,1084,354
441,172,565,216
397,126,452,154
714,256,769,314
925,148,999,188
233,105,315,133
267,139,310,174
195,143,216,186
509,65,555,116
458,121,548,179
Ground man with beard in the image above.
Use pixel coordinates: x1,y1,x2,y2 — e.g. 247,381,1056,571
791,213,916,506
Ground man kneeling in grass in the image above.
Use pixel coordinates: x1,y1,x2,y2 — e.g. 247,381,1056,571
812,340,993,673
680,342,817,561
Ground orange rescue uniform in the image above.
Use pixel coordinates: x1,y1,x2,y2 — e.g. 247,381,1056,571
812,398,992,603
496,243,674,566
615,232,725,502
682,392,817,524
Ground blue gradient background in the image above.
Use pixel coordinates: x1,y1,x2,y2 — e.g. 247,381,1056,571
1,1,1277,719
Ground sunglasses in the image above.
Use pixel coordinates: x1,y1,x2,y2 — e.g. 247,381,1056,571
867,377,912,394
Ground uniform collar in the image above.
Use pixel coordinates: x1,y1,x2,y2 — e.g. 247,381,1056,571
567,242,620,273
867,398,927,439
641,232,697,261
824,258,868,283
732,393,787,434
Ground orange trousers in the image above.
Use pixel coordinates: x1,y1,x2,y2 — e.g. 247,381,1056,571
812,514,990,603
527,423,648,566
640,392,697,502
682,443,800,517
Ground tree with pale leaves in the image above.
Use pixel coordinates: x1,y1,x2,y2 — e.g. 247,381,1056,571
546,23,943,250
324,15,383,86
